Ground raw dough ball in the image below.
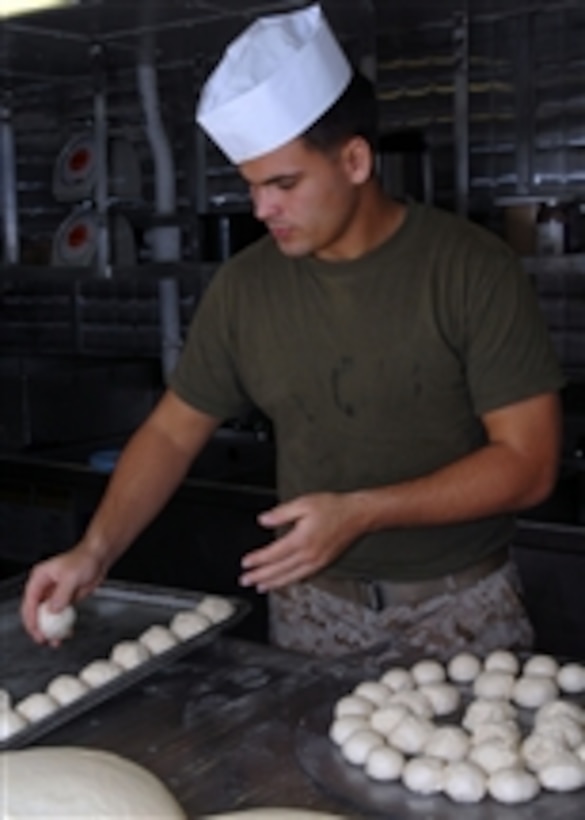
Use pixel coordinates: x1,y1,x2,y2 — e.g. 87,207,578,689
576,744,585,765
79,659,122,688
0,688,11,710
558,663,585,695
411,659,446,686
469,739,521,775
334,695,373,719
512,675,558,709
388,690,433,719
402,756,444,795
340,728,384,765
196,595,235,624
353,680,390,708
110,640,151,670
523,654,559,679
536,699,585,727
170,610,212,641
538,752,585,792
488,766,540,804
521,732,568,772
0,709,28,741
473,671,515,701
536,717,584,750
484,649,520,676
364,745,404,781
443,761,487,803
46,674,89,706
370,704,408,737
329,716,369,746
447,652,481,684
389,715,435,756
462,698,517,731
0,746,186,817
379,667,414,692
37,601,76,642
418,682,460,716
16,692,58,723
424,726,470,762
139,625,179,655
471,720,521,748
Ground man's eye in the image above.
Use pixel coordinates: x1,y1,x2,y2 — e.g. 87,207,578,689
278,179,297,190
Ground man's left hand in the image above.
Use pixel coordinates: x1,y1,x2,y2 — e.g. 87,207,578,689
239,492,363,591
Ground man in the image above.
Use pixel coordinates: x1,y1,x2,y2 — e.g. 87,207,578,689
22,5,563,661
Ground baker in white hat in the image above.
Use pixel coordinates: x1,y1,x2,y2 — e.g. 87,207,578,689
23,4,563,662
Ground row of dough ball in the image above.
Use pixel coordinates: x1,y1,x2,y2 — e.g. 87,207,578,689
0,594,235,742
329,654,585,804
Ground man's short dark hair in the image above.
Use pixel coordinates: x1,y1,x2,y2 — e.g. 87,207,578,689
302,70,378,154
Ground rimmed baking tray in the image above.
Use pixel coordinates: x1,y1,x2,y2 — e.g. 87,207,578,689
0,575,250,750
295,685,585,819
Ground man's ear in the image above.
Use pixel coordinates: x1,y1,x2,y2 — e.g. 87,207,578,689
340,136,374,185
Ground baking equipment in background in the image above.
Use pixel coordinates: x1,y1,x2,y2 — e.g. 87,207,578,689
499,197,585,257
198,211,267,263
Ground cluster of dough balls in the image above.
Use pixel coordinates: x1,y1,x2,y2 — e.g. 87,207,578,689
0,594,235,743
329,650,585,805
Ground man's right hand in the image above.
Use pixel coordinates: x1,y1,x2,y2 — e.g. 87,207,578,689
20,546,107,644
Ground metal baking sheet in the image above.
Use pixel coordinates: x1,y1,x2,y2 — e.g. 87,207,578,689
0,575,250,750
295,693,585,819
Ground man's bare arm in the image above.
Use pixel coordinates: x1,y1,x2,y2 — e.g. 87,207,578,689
241,392,562,590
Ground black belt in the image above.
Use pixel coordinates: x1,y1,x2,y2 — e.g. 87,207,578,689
308,548,509,611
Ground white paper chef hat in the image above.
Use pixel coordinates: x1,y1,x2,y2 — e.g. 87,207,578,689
196,4,352,163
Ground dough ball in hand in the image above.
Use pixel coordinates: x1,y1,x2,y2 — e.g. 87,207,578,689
38,601,76,642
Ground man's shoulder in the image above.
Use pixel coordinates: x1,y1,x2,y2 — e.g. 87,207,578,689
413,202,516,264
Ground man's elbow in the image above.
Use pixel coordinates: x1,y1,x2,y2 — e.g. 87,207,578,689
518,455,561,510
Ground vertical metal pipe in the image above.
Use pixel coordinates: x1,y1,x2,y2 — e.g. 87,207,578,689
91,43,111,278
453,8,469,217
514,13,534,196
158,277,182,381
0,97,20,264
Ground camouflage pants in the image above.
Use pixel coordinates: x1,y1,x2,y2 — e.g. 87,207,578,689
269,559,534,664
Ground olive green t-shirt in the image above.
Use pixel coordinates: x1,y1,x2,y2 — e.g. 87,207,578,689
170,202,565,581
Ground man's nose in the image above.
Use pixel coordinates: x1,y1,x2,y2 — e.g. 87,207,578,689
253,187,279,222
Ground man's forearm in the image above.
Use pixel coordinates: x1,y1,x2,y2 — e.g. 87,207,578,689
79,425,195,568
349,440,558,536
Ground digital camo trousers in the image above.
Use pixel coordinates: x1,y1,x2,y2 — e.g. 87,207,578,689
268,561,534,664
